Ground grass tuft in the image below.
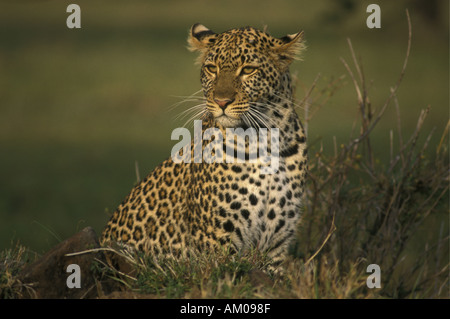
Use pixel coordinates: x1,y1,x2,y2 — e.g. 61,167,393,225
0,244,37,299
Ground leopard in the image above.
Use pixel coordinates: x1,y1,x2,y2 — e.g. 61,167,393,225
101,24,308,269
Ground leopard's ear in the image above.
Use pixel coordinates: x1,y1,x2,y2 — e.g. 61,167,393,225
187,23,217,52
272,31,306,69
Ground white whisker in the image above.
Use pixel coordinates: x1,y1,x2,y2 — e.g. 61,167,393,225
248,103,278,128
174,104,206,123
272,92,304,110
168,89,205,112
182,108,208,128
243,112,260,130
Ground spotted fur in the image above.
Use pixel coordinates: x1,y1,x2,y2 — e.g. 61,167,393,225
101,24,308,268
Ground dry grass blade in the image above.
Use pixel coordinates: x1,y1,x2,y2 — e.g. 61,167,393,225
344,9,412,150
305,212,336,266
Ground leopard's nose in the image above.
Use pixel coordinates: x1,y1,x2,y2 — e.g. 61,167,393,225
214,98,234,110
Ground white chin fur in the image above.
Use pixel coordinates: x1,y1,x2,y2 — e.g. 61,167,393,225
215,115,241,128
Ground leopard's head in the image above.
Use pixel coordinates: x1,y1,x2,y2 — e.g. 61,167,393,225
188,24,305,129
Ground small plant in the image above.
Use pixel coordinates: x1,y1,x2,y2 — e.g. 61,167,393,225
97,244,274,298
0,244,37,299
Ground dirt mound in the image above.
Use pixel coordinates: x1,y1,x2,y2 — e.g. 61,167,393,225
18,227,128,299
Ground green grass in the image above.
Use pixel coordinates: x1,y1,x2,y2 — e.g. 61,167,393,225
95,245,378,299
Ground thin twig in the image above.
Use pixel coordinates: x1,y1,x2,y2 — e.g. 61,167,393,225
345,9,412,151
305,212,336,266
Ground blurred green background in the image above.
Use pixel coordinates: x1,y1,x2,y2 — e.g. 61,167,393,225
0,0,448,253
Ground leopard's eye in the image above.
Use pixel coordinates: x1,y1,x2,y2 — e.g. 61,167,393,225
240,66,258,76
205,64,218,74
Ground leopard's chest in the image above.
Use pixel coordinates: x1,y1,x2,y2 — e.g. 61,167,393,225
208,158,304,252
